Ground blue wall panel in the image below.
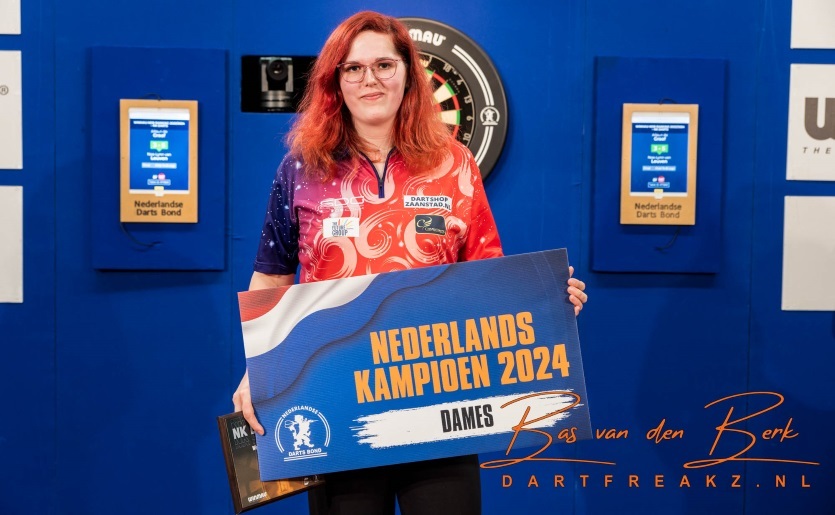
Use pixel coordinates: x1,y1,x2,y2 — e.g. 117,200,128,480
89,46,227,270
2,0,833,513
591,56,726,273
580,1,755,512
52,2,236,514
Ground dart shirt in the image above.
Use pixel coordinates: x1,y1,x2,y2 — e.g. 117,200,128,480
254,141,503,282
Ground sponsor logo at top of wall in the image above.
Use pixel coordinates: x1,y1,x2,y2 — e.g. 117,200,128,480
787,65,835,180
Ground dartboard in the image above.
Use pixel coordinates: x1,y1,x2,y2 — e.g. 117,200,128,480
401,18,508,179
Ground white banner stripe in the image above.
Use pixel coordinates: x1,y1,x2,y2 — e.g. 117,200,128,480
353,391,577,449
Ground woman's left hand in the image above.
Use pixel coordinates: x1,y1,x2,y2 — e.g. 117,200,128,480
567,266,588,316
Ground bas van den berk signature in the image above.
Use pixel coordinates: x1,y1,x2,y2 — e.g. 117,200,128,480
483,391,820,490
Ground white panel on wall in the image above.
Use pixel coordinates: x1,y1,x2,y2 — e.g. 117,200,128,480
0,50,23,170
0,0,21,35
0,186,23,303
782,196,835,311
791,0,835,49
786,64,835,181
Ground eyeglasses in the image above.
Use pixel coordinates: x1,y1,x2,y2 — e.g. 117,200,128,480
336,58,401,83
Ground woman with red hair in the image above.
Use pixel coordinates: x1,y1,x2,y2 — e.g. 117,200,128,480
233,11,588,514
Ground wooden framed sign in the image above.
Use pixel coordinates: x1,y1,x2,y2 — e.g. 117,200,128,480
620,103,698,225
119,99,198,223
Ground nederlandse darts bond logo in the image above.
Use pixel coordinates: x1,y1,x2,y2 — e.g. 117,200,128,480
275,405,331,462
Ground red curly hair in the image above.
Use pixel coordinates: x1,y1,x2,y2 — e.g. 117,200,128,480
287,11,452,179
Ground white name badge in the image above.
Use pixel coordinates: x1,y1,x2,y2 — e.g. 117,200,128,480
323,217,360,238
403,195,452,211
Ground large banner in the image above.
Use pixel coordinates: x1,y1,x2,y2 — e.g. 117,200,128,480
239,249,591,480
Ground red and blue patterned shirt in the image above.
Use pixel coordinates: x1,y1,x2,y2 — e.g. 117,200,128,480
254,141,502,282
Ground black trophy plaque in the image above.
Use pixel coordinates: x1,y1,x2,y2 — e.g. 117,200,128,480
218,412,323,513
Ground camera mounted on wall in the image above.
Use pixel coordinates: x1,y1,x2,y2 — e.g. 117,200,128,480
241,55,315,113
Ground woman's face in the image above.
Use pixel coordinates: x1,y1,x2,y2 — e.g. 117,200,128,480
339,31,408,135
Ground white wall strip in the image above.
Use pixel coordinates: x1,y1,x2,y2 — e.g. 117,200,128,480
0,186,23,303
782,196,835,311
0,50,23,170
0,0,21,35
791,0,835,49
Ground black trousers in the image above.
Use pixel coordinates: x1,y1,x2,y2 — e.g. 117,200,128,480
308,454,481,515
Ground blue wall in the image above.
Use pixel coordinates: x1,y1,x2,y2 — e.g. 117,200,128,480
1,0,833,514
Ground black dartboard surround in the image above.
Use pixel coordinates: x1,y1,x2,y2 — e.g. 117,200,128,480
401,18,508,179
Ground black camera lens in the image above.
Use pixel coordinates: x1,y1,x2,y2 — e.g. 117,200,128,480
267,60,288,82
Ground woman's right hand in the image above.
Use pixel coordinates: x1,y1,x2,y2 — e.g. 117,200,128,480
232,370,265,436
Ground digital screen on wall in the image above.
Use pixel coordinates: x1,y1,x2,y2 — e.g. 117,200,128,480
128,107,191,194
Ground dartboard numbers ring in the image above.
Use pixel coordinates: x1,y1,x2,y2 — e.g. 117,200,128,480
401,18,508,179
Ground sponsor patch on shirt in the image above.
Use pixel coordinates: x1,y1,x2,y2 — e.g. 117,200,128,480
319,197,364,216
404,195,452,211
415,215,446,236
323,217,360,238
